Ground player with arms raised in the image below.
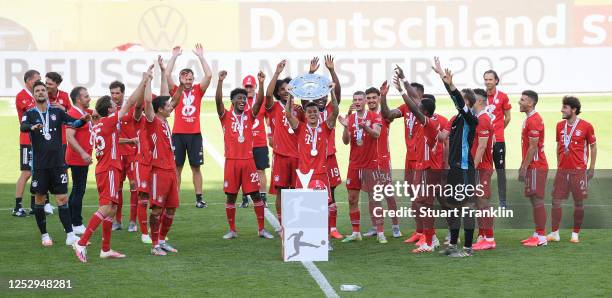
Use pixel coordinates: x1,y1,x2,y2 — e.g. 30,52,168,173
165,44,213,208
216,70,274,240
72,67,150,262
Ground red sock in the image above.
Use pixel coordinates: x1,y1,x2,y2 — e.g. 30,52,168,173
160,212,174,240
137,199,148,235
349,210,360,233
102,216,112,252
226,203,236,232
386,197,400,226
253,200,265,231
413,201,423,233
150,212,161,246
573,203,584,233
486,228,494,238
116,191,123,223
424,229,434,246
78,211,104,246
551,204,562,232
129,190,138,222
329,203,337,229
533,201,547,236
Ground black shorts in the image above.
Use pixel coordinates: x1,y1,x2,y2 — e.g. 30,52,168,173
19,145,32,171
445,167,476,205
252,146,270,170
172,133,203,167
31,167,68,195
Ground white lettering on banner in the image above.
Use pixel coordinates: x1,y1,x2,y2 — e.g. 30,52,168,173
246,4,569,50
1,48,611,96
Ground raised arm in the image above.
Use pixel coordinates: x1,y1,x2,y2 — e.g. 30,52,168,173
394,64,419,100
324,55,341,103
193,43,212,92
379,80,402,121
393,74,425,124
285,96,298,130
121,64,153,119
265,60,286,109
252,70,266,117
308,56,319,74
165,46,181,90
158,55,169,96
215,71,227,118
325,83,339,128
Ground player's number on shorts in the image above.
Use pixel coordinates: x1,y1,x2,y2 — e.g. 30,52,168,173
250,173,259,183
329,167,340,178
61,173,68,184
580,179,587,190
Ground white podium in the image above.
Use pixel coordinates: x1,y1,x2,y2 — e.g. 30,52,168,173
281,188,329,262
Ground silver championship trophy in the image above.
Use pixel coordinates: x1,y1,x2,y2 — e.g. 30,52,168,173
288,73,332,101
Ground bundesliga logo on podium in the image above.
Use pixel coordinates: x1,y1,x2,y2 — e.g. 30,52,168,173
282,170,329,262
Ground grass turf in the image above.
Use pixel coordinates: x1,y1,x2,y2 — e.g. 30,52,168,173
0,96,611,296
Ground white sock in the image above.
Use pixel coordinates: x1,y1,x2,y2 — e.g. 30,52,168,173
159,239,166,244
66,232,75,238
330,227,337,232
572,232,579,238
486,237,494,241
377,232,384,237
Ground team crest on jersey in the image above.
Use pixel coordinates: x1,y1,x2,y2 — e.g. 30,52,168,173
366,120,371,126
317,127,322,133
141,181,147,188
51,114,57,121
576,130,582,136
494,98,499,104
274,175,279,182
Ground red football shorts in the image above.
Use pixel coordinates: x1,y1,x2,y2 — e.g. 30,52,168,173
552,169,588,200
224,158,260,195
346,167,377,191
524,168,548,199
96,168,121,206
326,154,342,188
271,154,299,190
476,169,493,199
134,161,151,195
150,167,180,208
120,155,137,186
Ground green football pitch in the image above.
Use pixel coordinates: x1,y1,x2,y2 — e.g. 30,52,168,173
1,95,611,297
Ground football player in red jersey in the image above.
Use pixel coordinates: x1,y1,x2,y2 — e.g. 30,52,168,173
265,60,301,226
307,56,344,239
518,90,549,247
549,96,596,243
483,70,512,208
381,65,440,247
65,86,93,235
73,66,152,262
166,44,213,209
216,70,274,240
239,74,271,208
470,89,496,251
339,90,383,243
362,83,402,239
286,81,339,239
392,68,441,253
13,69,40,217
46,72,72,163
